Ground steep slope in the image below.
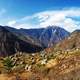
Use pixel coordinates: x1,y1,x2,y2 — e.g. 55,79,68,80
0,26,43,56
19,28,44,40
39,26,70,47
4,26,42,47
54,30,80,51
19,26,70,47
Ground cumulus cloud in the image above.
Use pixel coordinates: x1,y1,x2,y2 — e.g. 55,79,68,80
7,8,80,32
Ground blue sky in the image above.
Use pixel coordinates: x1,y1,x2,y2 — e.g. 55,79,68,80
0,0,80,32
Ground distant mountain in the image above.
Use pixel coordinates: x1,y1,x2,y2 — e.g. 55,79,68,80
54,30,80,51
20,26,70,47
0,25,70,56
4,26,42,47
0,26,43,56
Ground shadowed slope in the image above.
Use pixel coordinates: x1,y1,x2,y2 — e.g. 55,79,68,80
0,26,43,56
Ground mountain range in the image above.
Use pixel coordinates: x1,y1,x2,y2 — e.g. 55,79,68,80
1,25,79,56
19,26,70,47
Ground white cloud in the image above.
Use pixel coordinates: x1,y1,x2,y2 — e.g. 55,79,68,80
8,20,16,26
7,20,33,29
35,8,80,32
17,24,33,29
7,7,80,32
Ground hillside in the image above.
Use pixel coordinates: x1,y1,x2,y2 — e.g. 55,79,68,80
4,26,42,47
0,26,43,56
54,30,80,51
0,49,80,80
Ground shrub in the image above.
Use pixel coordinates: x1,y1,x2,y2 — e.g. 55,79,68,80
3,57,14,73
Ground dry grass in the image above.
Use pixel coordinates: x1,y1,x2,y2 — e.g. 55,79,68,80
0,49,80,80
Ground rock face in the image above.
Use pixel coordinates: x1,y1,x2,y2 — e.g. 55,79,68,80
19,26,70,47
54,30,80,51
0,26,43,56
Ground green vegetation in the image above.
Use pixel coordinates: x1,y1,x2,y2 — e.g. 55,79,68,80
3,57,14,73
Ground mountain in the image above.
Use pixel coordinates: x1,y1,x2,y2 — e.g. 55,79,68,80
0,26,43,56
54,30,80,51
4,26,42,47
19,26,70,47
0,25,70,56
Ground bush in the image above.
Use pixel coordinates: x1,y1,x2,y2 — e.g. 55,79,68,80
3,57,14,73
